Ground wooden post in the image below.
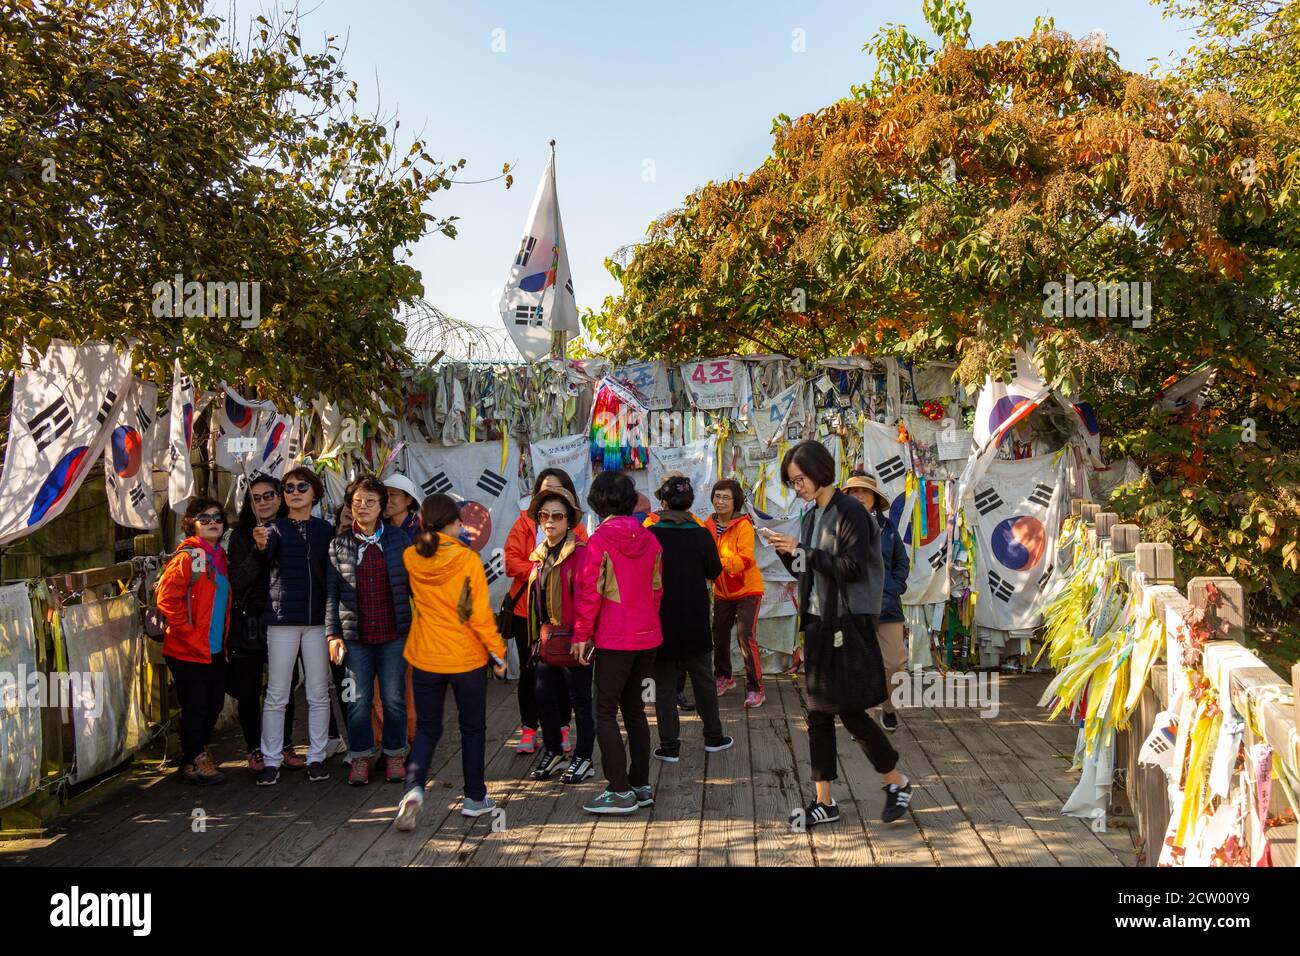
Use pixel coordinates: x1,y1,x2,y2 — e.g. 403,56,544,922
1187,576,1246,642
1135,542,1175,583
1096,512,1119,539
133,534,160,557
1082,502,1101,524
1070,497,1084,518
1112,524,1140,554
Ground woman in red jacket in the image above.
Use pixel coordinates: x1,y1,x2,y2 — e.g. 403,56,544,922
156,497,232,785
504,468,588,755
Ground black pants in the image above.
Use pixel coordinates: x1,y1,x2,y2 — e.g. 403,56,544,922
536,660,594,759
512,614,569,730
653,651,724,751
166,654,227,765
406,666,488,801
224,653,296,753
593,647,655,793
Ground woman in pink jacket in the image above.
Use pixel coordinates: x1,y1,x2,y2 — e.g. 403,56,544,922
572,472,663,815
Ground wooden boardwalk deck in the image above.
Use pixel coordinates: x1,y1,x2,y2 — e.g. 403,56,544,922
0,673,1136,867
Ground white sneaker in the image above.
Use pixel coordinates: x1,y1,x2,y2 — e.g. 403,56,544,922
462,796,497,818
395,787,424,831
325,736,348,759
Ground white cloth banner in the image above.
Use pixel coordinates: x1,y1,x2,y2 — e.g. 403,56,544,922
104,378,160,530
61,593,146,782
166,359,200,512
680,358,743,409
528,434,592,509
971,349,1046,448
648,436,718,522
969,452,1068,630
214,384,276,474
0,341,133,546
0,584,42,810
499,148,578,362
404,440,523,604
611,361,672,411
750,382,799,448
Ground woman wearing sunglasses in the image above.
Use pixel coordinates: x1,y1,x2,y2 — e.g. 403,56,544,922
254,466,336,784
155,498,233,784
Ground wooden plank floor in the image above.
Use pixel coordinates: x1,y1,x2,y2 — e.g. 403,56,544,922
0,673,1136,867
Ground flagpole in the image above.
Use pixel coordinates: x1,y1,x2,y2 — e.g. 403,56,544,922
547,139,568,361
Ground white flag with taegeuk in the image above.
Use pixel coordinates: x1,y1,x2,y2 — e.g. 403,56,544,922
104,378,160,530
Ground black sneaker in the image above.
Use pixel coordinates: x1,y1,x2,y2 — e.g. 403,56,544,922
307,761,330,782
653,745,681,764
791,800,839,829
676,692,694,712
882,778,913,822
704,736,734,753
882,712,899,732
561,757,594,785
530,749,566,780
631,784,654,807
255,765,280,787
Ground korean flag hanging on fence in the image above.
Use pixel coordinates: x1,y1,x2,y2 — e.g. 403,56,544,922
971,349,1046,449
167,359,201,512
104,379,160,530
499,145,578,362
404,440,522,604
214,384,277,474
862,419,949,604
969,452,1068,630
0,341,132,546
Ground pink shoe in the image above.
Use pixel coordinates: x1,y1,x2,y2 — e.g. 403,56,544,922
516,727,537,754
744,689,765,709
561,726,573,753
716,676,737,697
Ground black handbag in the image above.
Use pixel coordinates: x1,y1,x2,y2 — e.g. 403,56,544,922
802,564,887,713
496,582,525,644
227,596,268,655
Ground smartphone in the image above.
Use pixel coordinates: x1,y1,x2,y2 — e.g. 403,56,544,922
756,526,774,543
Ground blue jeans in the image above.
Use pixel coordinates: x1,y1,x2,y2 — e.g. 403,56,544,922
344,637,408,759
406,666,487,801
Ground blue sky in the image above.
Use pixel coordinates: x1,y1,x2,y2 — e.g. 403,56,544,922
278,1,1197,348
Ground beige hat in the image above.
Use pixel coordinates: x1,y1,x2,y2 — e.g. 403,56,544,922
528,486,580,521
843,472,887,508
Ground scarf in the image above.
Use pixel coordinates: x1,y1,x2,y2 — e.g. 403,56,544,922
194,536,228,578
528,532,577,631
353,520,384,564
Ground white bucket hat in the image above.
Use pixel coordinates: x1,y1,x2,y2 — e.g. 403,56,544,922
383,473,422,504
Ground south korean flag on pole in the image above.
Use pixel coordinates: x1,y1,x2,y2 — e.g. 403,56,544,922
104,378,161,530
404,440,522,604
498,142,578,362
968,452,1068,630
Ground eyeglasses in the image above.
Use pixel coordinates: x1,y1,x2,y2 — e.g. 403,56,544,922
786,474,810,489
251,490,280,503
196,512,224,525
352,497,382,508
537,511,568,522
284,481,313,495
712,493,734,502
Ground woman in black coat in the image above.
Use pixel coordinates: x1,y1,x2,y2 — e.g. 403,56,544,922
645,473,734,761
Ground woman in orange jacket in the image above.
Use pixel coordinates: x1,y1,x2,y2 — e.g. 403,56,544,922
706,478,766,708
395,494,508,831
156,497,232,785
503,468,587,754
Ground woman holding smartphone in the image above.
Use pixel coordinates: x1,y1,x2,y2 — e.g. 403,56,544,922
395,494,508,830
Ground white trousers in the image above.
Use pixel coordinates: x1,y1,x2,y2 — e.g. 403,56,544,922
260,625,330,766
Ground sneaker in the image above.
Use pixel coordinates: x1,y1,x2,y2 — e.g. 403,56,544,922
715,676,737,697
530,750,567,780
653,745,681,764
582,789,638,815
256,765,280,787
882,712,899,732
307,761,330,782
325,736,348,759
384,755,405,783
516,727,537,755
395,788,423,831
191,752,225,785
705,736,735,753
676,692,695,712
792,800,840,829
462,796,497,818
882,778,913,823
632,785,654,808
561,726,573,753
281,748,307,770
561,757,595,785
246,749,265,773
348,757,370,786
744,689,765,708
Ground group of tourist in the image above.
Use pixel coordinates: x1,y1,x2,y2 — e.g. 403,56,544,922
153,439,914,830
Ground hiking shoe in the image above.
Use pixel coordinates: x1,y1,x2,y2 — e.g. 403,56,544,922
715,676,736,697
676,692,695,712
256,765,280,787
792,800,839,829
632,785,654,808
246,749,265,773
562,757,595,785
882,712,899,732
191,752,225,785
653,745,681,764
281,748,307,770
348,757,370,786
462,796,497,818
530,750,567,780
882,779,913,823
561,726,573,753
704,736,735,753
516,727,537,754
582,790,638,815
395,788,423,831
744,689,765,708
307,761,330,782
384,755,405,783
